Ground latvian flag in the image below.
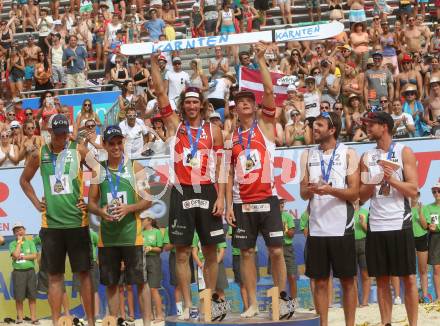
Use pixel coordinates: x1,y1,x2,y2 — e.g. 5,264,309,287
239,67,288,106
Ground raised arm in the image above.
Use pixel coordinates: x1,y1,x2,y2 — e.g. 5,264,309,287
255,42,276,141
150,52,179,135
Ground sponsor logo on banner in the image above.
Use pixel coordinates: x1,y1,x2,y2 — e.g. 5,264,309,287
182,199,210,210
276,75,299,86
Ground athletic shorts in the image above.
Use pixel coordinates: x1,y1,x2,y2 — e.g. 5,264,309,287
254,0,270,11
145,254,162,288
25,65,34,80
355,238,367,270
40,227,92,274
72,260,100,293
232,254,260,284
267,245,297,276
220,25,235,34
428,233,440,265
232,196,284,249
306,0,320,9
366,228,416,277
168,251,196,286
98,246,147,286
12,269,37,301
169,184,225,246
414,233,428,252
399,4,413,15
305,234,356,279
205,20,217,34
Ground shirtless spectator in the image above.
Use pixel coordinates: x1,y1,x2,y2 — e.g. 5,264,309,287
22,0,39,32
424,77,440,129
416,15,431,54
209,47,229,80
402,15,423,54
22,35,41,92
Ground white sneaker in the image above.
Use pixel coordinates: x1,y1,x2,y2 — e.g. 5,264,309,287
394,296,402,305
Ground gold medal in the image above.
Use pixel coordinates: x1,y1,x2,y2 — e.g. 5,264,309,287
189,157,199,167
53,180,64,193
245,158,254,171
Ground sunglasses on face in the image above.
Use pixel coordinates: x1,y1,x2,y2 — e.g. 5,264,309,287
1,134,9,138
84,103,91,107
334,107,343,111
380,100,388,103
8,113,16,116
86,124,96,129
10,126,20,130
115,61,121,63
126,114,136,118
405,91,417,96
320,106,330,110
433,189,440,194
292,53,299,56
173,62,181,65
242,57,250,60
26,112,33,116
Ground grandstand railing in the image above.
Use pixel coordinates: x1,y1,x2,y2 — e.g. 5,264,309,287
104,99,120,129
20,84,116,97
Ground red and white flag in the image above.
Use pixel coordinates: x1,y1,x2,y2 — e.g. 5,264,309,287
239,67,288,106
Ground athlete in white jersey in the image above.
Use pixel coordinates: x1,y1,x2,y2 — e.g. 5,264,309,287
360,111,419,326
300,111,359,326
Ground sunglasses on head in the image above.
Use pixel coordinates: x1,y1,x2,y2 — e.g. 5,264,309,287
10,126,20,130
320,112,334,128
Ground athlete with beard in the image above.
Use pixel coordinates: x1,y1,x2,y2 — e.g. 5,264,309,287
300,112,359,326
150,51,225,320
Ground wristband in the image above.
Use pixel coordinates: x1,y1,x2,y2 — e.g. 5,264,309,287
262,105,276,118
159,104,173,118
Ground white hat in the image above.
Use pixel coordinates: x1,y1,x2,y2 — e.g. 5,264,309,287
209,112,221,120
10,120,21,128
287,84,297,93
13,222,25,230
432,182,440,189
192,2,200,8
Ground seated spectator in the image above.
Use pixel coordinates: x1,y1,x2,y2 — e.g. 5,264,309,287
104,29,126,81
23,0,39,32
0,129,20,167
110,56,130,87
282,84,305,123
189,59,209,92
402,84,429,137
7,47,25,100
285,109,306,146
391,100,415,138
9,3,23,34
34,51,53,91
119,107,149,158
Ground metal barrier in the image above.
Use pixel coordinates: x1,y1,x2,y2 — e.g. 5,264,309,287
104,98,121,129
20,84,116,97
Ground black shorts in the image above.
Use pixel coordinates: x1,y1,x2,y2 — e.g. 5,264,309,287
305,234,356,279
232,196,283,249
72,260,100,293
366,228,416,277
169,184,225,246
98,246,147,286
355,238,367,270
40,227,92,274
428,233,440,265
414,233,428,252
205,19,217,34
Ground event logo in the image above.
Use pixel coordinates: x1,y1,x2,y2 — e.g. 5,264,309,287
276,75,299,86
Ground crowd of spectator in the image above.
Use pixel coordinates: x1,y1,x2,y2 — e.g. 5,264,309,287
0,0,440,168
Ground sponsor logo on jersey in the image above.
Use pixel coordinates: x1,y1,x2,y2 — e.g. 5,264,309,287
182,199,210,209
242,203,270,213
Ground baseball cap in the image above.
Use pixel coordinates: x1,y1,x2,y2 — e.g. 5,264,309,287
104,125,124,142
50,114,69,135
338,44,352,52
184,87,201,99
209,112,221,120
430,76,440,84
372,51,383,58
287,84,297,93
401,53,412,63
305,75,316,82
234,90,256,101
13,222,25,231
10,120,21,129
158,54,167,62
361,111,394,132
192,2,200,7
432,182,440,190
172,56,182,63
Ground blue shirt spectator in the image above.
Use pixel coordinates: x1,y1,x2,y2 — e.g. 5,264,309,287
62,36,88,74
144,9,165,41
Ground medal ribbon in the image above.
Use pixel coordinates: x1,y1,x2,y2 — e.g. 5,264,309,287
319,143,339,183
185,120,203,160
386,142,395,160
50,142,69,184
106,155,124,200
238,121,256,161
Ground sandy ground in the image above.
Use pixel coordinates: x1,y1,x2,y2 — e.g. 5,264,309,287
1,303,439,326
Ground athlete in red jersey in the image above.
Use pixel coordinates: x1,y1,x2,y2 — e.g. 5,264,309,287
150,52,225,320
226,42,287,318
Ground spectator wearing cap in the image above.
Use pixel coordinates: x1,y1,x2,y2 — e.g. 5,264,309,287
9,222,38,324
303,75,321,143
0,127,20,167
50,33,65,89
209,46,229,81
10,119,24,148
165,57,190,106
350,22,369,68
190,2,205,38
364,51,394,108
421,182,440,296
316,59,340,108
143,8,165,42
119,106,149,158
336,44,354,67
7,46,25,100
22,35,41,92
341,61,363,104
402,84,429,137
189,59,209,92
209,111,223,130
391,100,415,138
285,109,306,146
395,54,423,100
425,77,440,129
347,0,366,24
63,35,89,92
37,7,53,55
207,72,236,119
156,54,169,80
